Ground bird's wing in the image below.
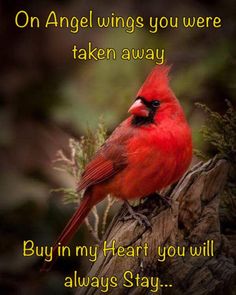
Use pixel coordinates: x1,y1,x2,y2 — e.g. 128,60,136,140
77,126,130,192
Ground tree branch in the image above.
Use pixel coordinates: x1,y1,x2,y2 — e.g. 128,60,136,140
76,157,236,295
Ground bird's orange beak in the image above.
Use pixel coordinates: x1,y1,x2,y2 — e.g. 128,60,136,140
128,99,149,117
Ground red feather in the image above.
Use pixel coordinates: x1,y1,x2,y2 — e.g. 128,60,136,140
77,126,130,191
41,65,193,271
41,194,92,272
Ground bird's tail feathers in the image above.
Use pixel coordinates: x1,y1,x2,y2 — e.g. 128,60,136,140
40,195,93,272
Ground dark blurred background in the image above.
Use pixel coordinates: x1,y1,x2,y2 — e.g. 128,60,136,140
0,0,235,294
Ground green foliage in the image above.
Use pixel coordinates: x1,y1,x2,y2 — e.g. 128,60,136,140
53,119,107,203
196,100,236,161
196,100,236,228
53,119,116,242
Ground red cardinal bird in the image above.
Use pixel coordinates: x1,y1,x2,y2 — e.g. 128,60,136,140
41,65,192,271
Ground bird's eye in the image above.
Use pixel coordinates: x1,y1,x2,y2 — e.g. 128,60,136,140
152,100,160,108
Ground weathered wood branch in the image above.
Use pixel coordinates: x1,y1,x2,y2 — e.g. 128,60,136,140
76,157,236,295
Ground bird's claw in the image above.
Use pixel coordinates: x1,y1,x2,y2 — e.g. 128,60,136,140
123,201,151,228
159,194,171,207
147,192,172,208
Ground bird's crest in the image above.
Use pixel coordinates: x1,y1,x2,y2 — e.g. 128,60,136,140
137,65,173,101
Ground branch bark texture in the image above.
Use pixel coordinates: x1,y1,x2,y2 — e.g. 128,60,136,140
76,157,236,295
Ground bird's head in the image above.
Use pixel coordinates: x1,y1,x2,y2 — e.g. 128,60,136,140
128,65,179,124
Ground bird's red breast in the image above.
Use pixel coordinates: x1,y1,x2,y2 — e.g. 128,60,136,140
41,65,193,272
78,65,192,201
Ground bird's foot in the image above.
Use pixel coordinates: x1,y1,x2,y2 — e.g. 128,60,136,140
147,192,172,207
123,200,151,228
159,194,172,207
